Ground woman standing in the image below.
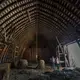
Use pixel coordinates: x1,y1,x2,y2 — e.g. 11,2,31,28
56,57,60,71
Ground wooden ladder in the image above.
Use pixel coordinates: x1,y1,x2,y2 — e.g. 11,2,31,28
57,45,69,67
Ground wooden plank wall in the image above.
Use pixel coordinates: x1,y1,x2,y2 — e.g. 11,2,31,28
23,48,42,62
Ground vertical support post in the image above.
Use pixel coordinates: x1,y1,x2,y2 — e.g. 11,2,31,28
65,45,70,67
6,63,10,80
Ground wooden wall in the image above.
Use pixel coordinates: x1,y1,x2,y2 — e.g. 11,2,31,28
23,48,42,62
23,47,51,63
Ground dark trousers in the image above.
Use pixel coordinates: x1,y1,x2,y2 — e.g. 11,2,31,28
56,64,60,70
51,62,55,70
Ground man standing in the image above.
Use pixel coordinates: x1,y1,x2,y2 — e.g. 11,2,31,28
56,57,60,71
50,56,55,70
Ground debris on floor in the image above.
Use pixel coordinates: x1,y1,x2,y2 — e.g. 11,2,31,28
9,68,80,80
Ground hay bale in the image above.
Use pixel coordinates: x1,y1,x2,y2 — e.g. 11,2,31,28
20,59,28,68
15,59,28,68
40,60,45,70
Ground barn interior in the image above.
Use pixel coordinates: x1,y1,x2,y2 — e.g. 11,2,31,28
0,0,80,80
